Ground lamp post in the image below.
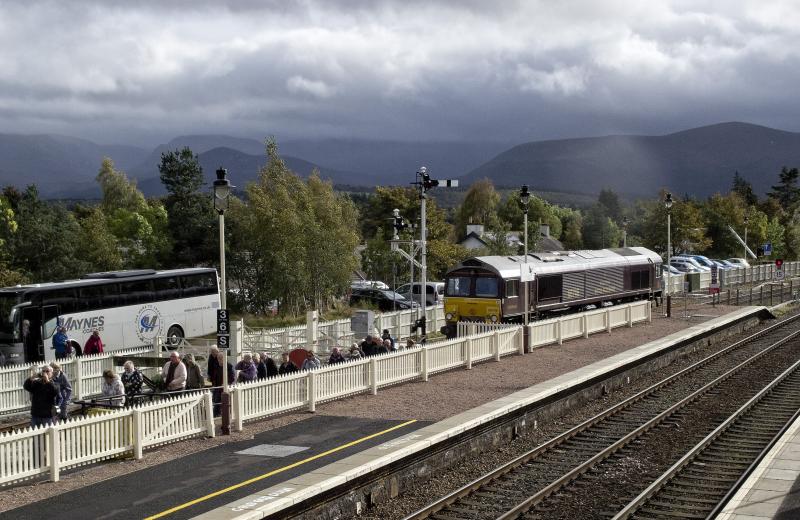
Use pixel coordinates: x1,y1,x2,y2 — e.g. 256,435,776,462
519,185,531,331
213,167,232,435
622,216,629,248
743,213,749,261
664,192,673,301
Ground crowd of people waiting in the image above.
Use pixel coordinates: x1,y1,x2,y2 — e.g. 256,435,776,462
22,327,419,426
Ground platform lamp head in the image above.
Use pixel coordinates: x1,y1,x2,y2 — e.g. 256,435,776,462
664,192,673,212
519,185,531,214
213,167,233,214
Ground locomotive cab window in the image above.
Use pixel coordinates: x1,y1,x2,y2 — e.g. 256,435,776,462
446,277,471,297
505,280,519,298
537,275,562,301
631,270,650,290
475,277,499,298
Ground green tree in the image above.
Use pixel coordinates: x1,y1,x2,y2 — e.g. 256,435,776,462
732,172,758,206
560,213,583,250
158,148,215,267
639,192,711,256
453,179,500,239
77,208,124,271
97,159,170,268
582,204,621,249
229,140,360,315
769,166,800,213
598,188,623,223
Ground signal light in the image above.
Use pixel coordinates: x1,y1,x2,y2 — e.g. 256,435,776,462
776,259,783,268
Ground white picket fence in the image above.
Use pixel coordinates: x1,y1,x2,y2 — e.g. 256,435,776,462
230,325,523,429
0,345,158,415
527,300,650,348
0,391,214,485
243,305,445,355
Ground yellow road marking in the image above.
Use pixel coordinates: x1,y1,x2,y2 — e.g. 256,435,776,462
144,419,418,519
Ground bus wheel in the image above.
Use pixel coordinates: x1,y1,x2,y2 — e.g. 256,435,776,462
166,325,184,348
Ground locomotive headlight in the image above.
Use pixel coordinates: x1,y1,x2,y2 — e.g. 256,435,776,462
446,312,454,321
490,315,498,323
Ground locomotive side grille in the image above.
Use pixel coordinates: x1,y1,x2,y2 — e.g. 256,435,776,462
562,271,585,301
586,267,624,297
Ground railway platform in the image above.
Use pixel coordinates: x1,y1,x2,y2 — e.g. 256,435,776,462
193,306,774,520
717,414,800,520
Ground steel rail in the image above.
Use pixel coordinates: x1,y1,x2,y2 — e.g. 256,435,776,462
495,326,800,520
612,356,800,520
402,313,800,520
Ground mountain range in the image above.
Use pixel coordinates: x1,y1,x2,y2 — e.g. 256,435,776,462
1,122,798,199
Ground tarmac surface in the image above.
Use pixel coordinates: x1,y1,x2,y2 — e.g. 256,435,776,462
4,415,427,520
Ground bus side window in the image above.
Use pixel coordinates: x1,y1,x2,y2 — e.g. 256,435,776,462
181,273,217,298
103,284,120,308
78,285,105,312
42,305,59,339
43,289,77,315
154,277,180,301
120,280,154,305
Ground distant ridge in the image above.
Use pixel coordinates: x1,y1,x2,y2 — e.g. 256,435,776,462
461,122,800,197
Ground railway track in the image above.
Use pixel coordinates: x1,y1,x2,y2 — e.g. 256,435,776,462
615,358,800,519
404,314,800,520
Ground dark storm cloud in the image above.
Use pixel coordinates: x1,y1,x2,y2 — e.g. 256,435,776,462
0,0,799,144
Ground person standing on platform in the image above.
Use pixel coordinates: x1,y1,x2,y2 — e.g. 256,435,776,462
263,353,279,377
162,351,187,392
23,365,58,427
235,353,257,383
255,353,267,380
301,350,321,371
121,361,144,402
52,326,69,358
184,353,204,390
50,362,72,420
84,329,104,356
328,347,346,364
278,351,298,375
208,347,233,417
101,369,125,406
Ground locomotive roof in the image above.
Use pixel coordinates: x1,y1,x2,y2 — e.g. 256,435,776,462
449,247,662,279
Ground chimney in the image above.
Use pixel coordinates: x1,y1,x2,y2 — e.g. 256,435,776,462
540,224,550,238
466,224,485,236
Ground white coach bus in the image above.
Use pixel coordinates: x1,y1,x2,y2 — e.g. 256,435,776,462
0,268,220,364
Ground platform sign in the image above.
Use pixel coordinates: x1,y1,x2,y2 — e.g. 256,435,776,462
217,308,230,349
710,264,718,285
764,242,772,256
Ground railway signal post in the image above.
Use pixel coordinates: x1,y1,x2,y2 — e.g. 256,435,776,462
414,167,457,338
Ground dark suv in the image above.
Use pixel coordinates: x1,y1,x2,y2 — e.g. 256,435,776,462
349,288,417,311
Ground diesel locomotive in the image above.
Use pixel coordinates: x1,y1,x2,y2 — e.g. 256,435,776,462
442,247,662,337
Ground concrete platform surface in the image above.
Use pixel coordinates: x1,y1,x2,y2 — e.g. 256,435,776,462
194,306,770,520
1,415,426,520
717,413,800,520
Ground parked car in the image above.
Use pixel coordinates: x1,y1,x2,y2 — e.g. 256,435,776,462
351,280,389,290
396,282,445,306
726,258,751,268
710,259,733,270
661,264,682,275
349,287,418,311
675,254,715,270
670,257,705,273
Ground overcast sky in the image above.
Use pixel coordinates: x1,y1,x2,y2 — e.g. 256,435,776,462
1,0,799,146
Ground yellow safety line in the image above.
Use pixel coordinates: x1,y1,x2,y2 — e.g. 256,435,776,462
144,419,418,519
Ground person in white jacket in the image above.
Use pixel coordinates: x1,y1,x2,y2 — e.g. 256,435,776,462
162,351,187,392
101,369,126,407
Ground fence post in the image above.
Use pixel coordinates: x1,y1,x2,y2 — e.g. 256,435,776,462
233,387,243,432
48,425,60,482
605,308,612,332
557,319,563,345
421,346,429,382
493,330,500,361
132,408,144,459
582,315,589,338
760,285,764,305
204,392,216,438
627,305,633,327
306,311,319,353
750,286,753,305
465,337,473,370
73,356,83,400
308,371,317,413
370,358,378,395
647,301,652,323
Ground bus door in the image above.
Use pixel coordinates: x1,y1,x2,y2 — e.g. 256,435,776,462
41,305,59,363
22,306,45,363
